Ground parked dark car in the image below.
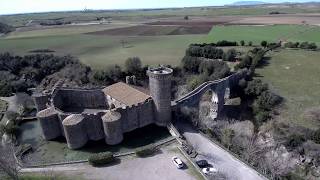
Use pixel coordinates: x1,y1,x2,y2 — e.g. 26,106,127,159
196,160,209,168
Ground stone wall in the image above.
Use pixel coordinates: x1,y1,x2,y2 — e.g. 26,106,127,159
113,99,155,133
52,88,108,111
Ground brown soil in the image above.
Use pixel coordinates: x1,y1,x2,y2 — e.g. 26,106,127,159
86,25,213,36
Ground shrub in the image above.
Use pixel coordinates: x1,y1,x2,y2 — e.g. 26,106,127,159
135,145,157,157
261,41,268,48
285,134,306,151
181,56,201,73
222,48,237,62
125,57,142,74
311,129,320,144
254,110,270,126
244,79,268,98
88,152,115,167
216,40,238,46
254,91,282,111
248,41,253,46
240,40,245,46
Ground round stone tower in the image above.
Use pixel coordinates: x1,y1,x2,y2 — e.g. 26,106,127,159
102,111,123,145
147,66,173,126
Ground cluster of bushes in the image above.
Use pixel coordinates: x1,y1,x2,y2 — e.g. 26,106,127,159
88,152,115,167
0,22,14,34
190,40,238,48
186,45,224,59
135,145,157,157
39,20,71,26
244,79,282,127
284,41,317,50
182,56,230,90
93,57,148,86
28,49,55,53
0,52,92,96
222,48,237,62
0,52,149,96
235,47,267,72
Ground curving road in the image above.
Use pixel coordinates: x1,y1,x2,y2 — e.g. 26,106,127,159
175,121,267,180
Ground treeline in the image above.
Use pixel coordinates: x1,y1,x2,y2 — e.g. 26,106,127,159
0,52,149,97
0,22,14,34
0,53,91,96
284,41,317,50
39,20,71,26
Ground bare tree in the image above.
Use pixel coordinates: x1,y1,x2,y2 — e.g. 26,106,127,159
0,143,20,180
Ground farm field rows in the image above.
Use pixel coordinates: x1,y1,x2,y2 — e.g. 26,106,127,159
255,49,320,129
207,25,320,45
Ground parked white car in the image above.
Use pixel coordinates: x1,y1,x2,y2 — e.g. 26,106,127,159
172,156,184,169
202,167,218,175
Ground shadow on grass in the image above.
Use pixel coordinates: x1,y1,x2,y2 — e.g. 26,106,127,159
135,149,163,158
92,158,122,168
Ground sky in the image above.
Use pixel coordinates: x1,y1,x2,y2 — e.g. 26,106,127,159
0,0,318,15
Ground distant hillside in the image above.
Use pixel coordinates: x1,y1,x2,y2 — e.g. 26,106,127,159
230,1,268,6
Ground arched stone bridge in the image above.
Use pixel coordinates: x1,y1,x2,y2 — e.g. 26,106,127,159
172,70,248,118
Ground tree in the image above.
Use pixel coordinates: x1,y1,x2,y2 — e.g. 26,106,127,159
0,22,14,34
240,40,245,46
184,16,189,20
181,56,201,73
125,57,142,74
222,48,237,62
248,41,253,46
261,41,268,48
244,79,268,98
221,128,235,149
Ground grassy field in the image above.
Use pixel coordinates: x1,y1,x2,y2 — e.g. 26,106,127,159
207,25,320,45
255,49,320,129
0,33,205,69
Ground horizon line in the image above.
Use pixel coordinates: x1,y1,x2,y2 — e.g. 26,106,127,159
0,1,319,16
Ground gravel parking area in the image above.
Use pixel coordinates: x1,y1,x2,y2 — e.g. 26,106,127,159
21,143,203,180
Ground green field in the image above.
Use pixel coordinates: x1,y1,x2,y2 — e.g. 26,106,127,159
0,33,205,69
207,25,320,45
255,49,320,129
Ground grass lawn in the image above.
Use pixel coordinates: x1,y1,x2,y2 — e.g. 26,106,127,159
0,34,205,69
255,49,320,129
18,120,170,165
206,25,320,46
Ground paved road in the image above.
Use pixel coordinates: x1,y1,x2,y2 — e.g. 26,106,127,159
175,121,267,180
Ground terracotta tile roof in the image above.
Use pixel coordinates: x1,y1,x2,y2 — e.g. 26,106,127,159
103,82,151,106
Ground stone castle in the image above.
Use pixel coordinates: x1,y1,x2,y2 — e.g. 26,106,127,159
33,67,173,149
34,66,247,150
